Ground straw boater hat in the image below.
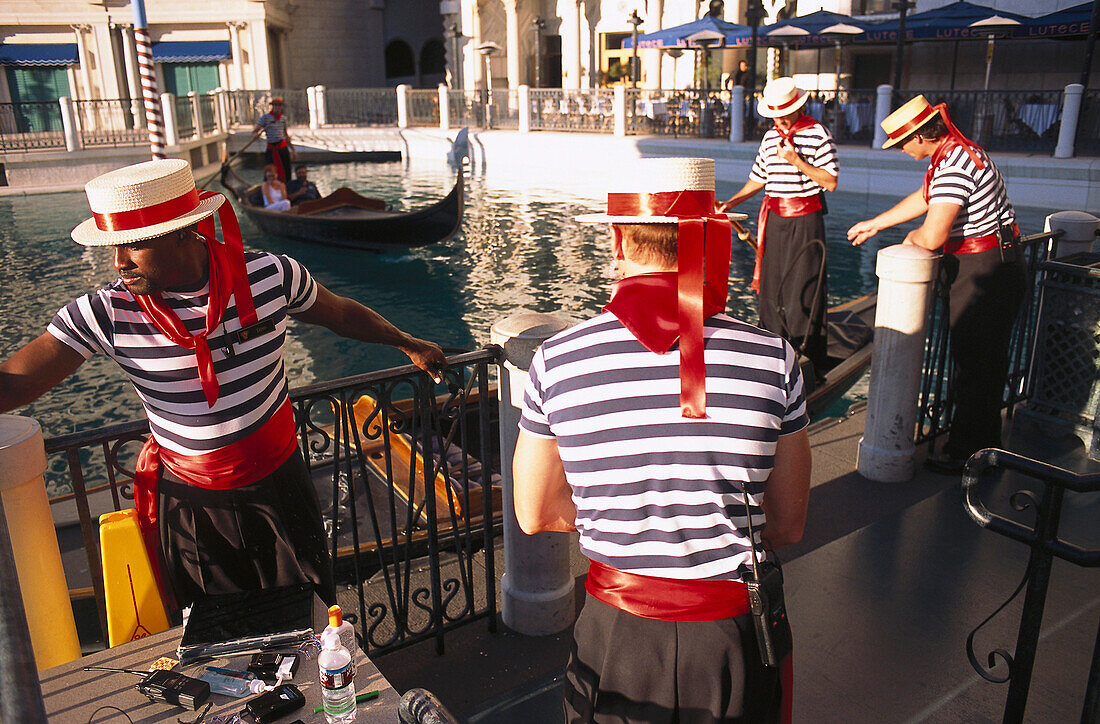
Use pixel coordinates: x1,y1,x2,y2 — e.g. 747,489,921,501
757,77,809,119
880,94,939,149
71,159,224,247
575,158,747,225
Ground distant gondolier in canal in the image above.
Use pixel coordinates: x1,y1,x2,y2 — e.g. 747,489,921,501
514,158,810,723
250,96,296,181
847,96,1025,474
0,159,447,607
718,77,838,377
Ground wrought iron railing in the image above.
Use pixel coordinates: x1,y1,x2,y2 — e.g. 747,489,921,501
0,101,66,151
623,88,732,139
44,349,502,656
225,90,268,127
198,94,217,135
901,89,1063,155
916,230,1061,446
174,95,196,140
325,88,398,127
484,89,518,130
528,88,616,133
1075,89,1100,159
406,89,441,127
961,449,1100,723
72,99,145,149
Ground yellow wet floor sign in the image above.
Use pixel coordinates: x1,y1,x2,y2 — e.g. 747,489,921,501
99,509,169,647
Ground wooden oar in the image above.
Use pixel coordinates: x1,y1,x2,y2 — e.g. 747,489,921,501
198,135,257,189
730,218,758,252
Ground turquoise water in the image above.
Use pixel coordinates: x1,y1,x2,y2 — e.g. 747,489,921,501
0,159,1054,449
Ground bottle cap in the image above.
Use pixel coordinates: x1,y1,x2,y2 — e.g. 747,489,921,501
328,604,343,628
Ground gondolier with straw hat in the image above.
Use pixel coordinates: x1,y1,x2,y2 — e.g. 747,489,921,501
848,95,1025,474
0,158,447,607
513,157,810,723
718,77,838,379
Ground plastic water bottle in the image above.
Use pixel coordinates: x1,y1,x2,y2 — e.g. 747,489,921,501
323,605,357,681
318,630,356,723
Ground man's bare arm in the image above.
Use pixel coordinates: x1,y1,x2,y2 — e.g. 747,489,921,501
291,282,447,382
512,430,577,534
759,428,811,549
718,179,765,211
0,334,86,413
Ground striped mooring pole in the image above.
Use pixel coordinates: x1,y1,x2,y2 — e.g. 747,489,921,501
131,0,165,159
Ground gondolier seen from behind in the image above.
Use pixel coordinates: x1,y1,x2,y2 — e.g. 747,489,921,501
718,77,838,377
0,159,448,609
514,158,810,723
847,96,1025,474
251,97,296,181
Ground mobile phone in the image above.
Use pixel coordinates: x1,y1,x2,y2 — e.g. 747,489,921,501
243,684,306,724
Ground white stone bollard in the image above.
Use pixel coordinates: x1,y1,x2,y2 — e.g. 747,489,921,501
1055,83,1084,159
58,96,82,152
396,84,410,129
491,310,576,636
307,86,319,129
730,86,744,143
613,85,626,137
160,93,178,147
858,245,940,482
518,85,530,133
0,416,81,669
873,84,893,150
1045,210,1100,257
438,84,450,131
315,85,327,127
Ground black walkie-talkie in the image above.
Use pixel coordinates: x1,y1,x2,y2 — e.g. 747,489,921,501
83,666,211,710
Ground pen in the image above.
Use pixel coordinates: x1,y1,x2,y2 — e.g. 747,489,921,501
312,690,380,713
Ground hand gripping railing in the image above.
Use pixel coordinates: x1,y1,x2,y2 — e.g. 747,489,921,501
961,449,1100,724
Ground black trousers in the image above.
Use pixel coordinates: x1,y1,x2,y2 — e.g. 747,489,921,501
158,448,335,608
759,210,828,374
265,144,292,181
565,593,783,724
942,248,1027,459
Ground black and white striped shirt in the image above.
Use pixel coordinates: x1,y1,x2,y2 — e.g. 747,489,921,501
520,313,807,581
749,122,839,198
257,112,289,144
927,145,1015,240
48,252,317,456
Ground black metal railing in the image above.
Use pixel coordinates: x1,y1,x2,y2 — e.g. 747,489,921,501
916,230,1061,446
1075,89,1100,159
624,88,731,139
324,88,398,127
44,349,502,657
0,101,66,151
406,89,441,127
901,89,1063,155
961,449,1100,723
72,99,146,148
528,88,616,133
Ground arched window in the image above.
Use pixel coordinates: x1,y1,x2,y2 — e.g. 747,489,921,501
420,38,446,76
385,40,416,78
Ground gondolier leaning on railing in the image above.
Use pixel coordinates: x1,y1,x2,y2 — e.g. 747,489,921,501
847,95,1025,474
0,159,447,609
250,96,296,182
513,158,811,723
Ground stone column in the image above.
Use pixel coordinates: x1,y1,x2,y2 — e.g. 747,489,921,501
0,416,81,669
518,84,530,133
307,86,319,129
72,24,93,100
59,97,82,152
1045,210,1100,258
645,0,664,90
569,0,584,90
504,0,520,89
228,22,246,90
161,92,179,146
439,83,451,131
491,311,576,636
857,245,940,482
396,84,410,128
730,85,744,142
873,84,892,149
1055,83,1084,159
315,85,327,126
119,25,144,129
613,85,626,137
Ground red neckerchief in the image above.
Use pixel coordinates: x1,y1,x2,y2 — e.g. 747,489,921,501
921,103,985,202
773,112,820,142
604,271,726,355
132,192,258,407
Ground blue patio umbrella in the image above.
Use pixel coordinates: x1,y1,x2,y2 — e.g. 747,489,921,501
880,1,1028,41
1019,2,1092,39
759,10,875,47
623,16,753,49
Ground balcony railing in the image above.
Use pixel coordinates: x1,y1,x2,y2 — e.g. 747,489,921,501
45,349,502,656
0,101,66,151
72,99,146,148
324,88,398,127
902,89,1063,155
407,89,441,127
529,88,616,133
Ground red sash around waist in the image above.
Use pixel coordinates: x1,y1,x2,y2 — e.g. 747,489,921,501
133,399,299,599
267,139,289,180
752,194,824,293
943,222,1018,256
585,559,751,622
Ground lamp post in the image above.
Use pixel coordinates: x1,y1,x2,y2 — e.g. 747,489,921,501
969,16,1020,143
627,10,644,89
820,23,864,139
746,0,765,100
477,42,501,128
531,16,545,88
891,0,913,95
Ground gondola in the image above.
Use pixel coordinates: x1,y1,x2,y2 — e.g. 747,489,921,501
219,164,463,250
806,292,877,419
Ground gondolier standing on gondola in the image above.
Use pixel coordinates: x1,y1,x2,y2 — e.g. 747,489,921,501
0,159,448,607
250,96,296,181
847,95,1025,474
718,77,838,376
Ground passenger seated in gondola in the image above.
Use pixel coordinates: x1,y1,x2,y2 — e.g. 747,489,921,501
262,164,292,211
286,165,321,205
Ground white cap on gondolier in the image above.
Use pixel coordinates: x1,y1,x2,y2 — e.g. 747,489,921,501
71,159,224,247
757,77,809,119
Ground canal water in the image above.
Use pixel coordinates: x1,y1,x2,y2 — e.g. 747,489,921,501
0,159,1053,495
